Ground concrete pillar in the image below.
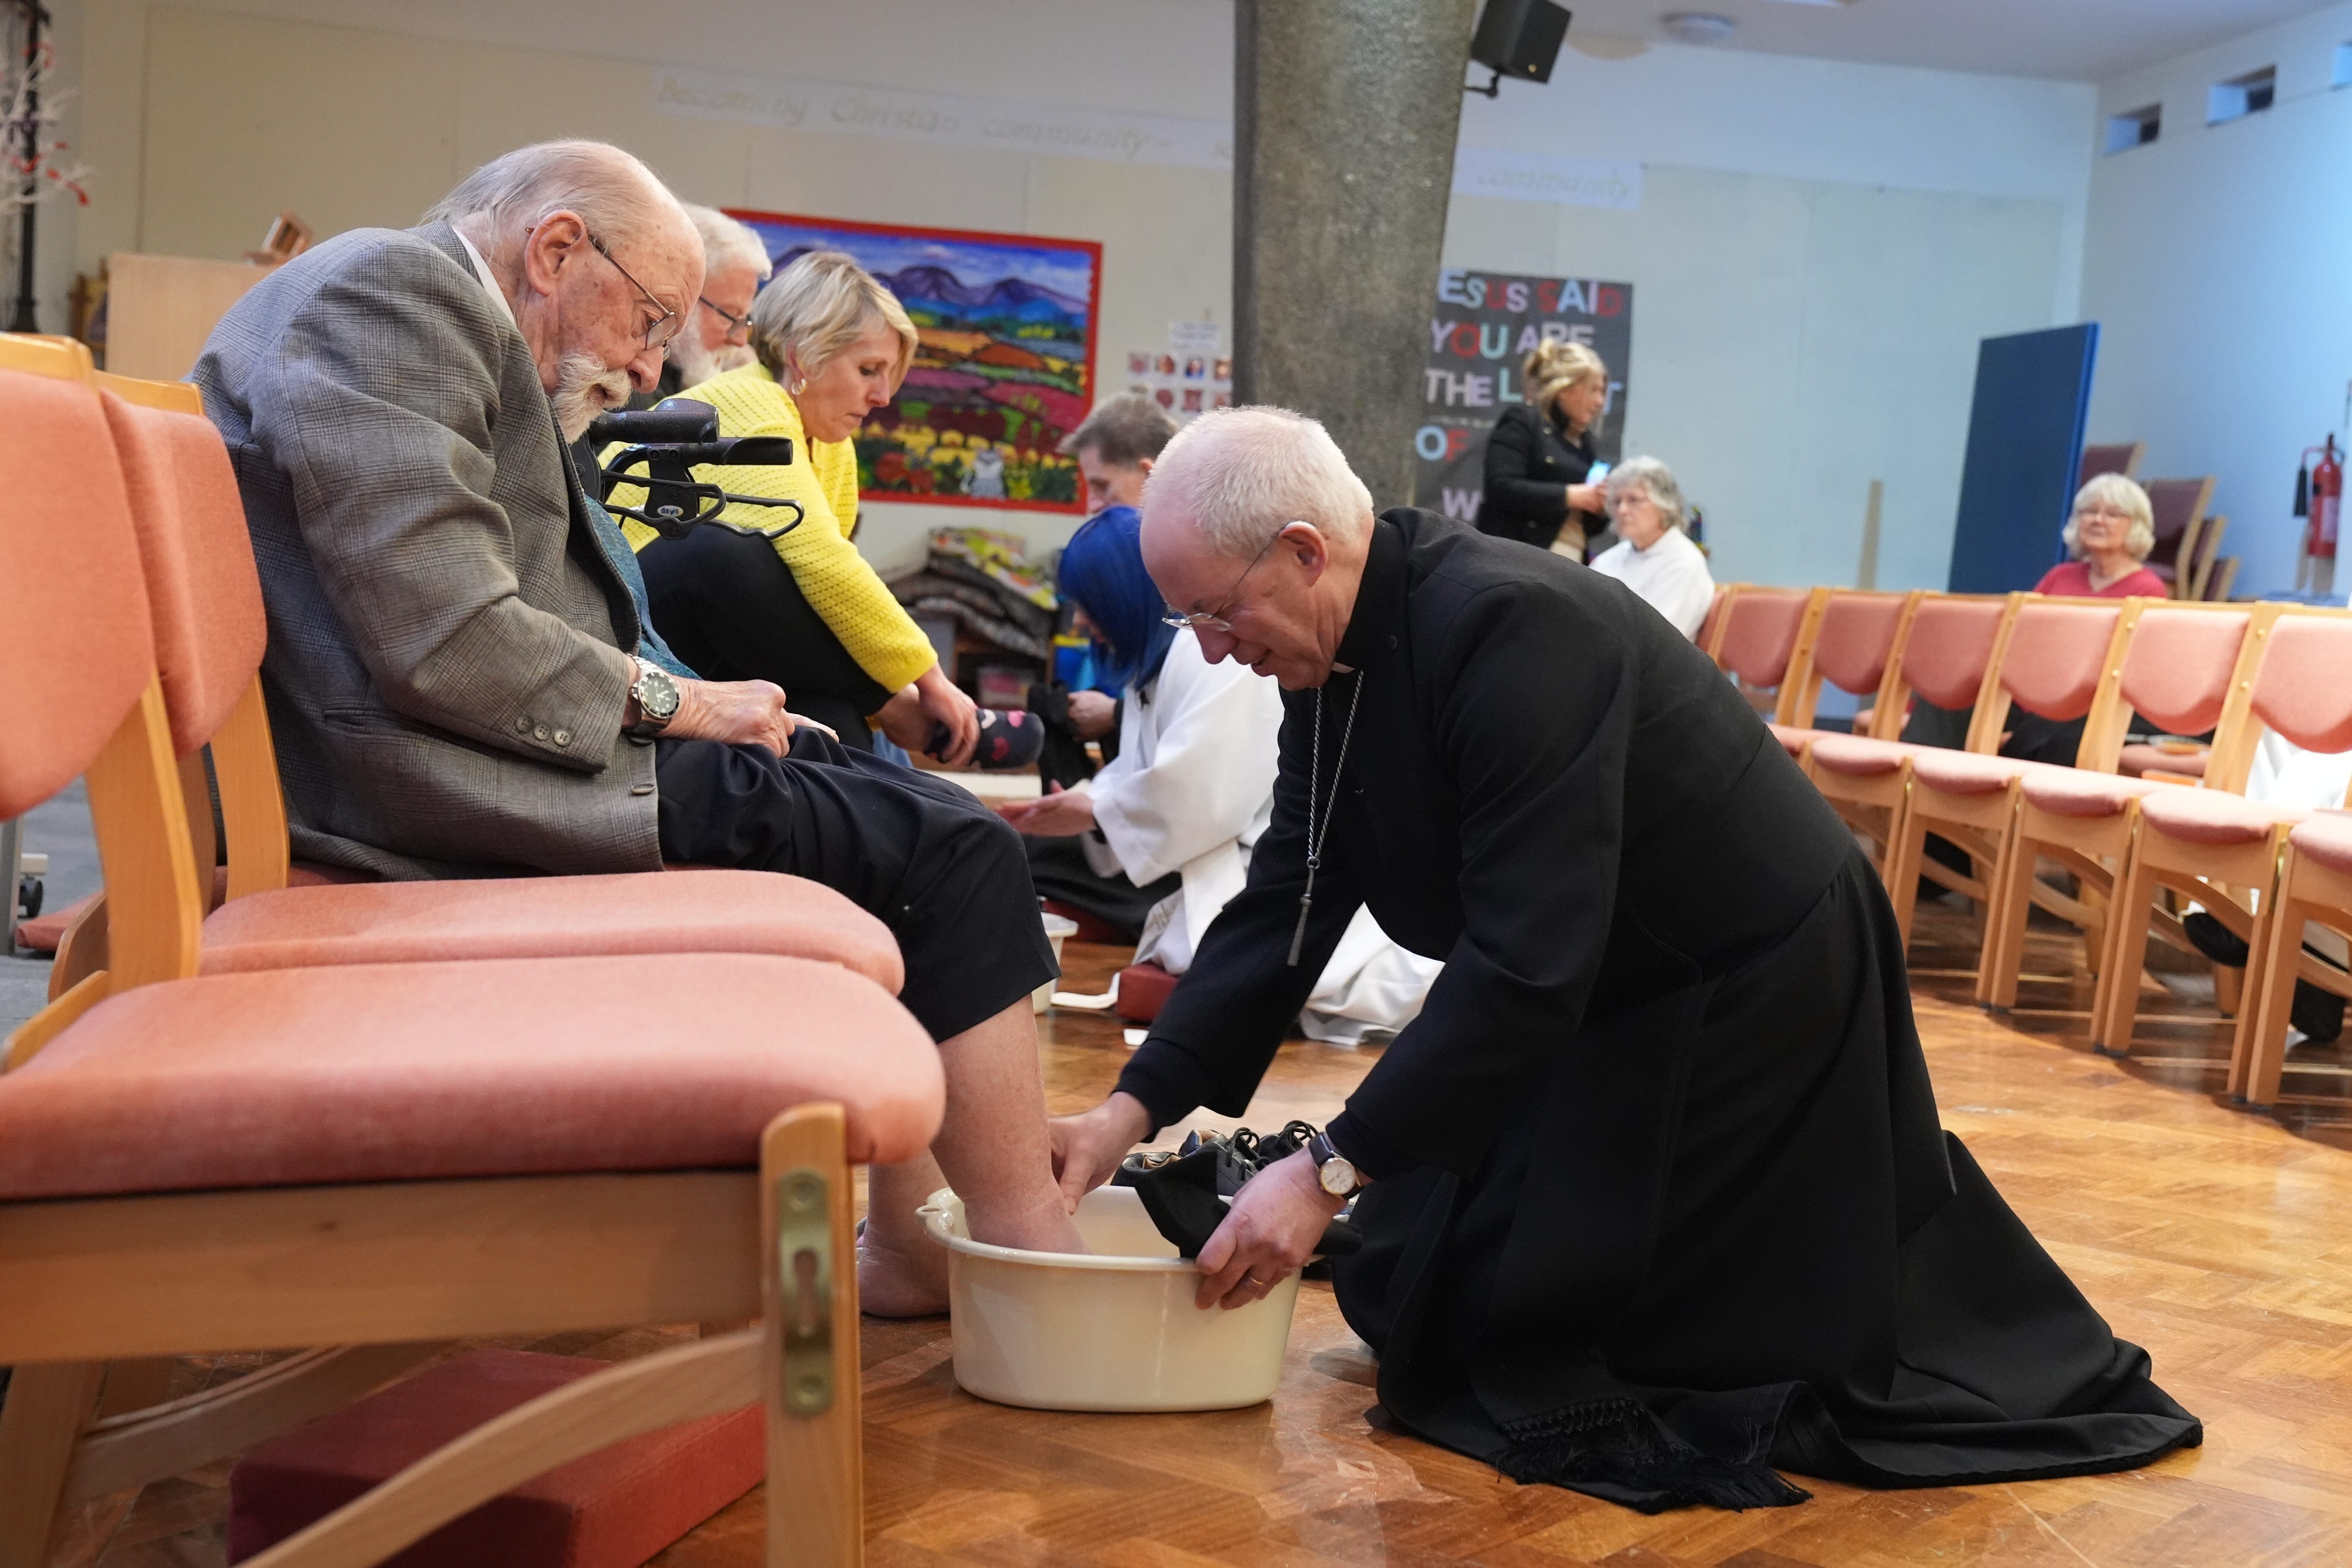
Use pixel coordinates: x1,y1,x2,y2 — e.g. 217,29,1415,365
1233,0,1476,508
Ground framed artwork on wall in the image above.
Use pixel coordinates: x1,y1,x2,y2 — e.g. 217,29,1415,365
726,210,1101,513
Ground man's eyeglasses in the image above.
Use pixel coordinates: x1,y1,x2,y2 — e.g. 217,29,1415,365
585,231,683,352
700,296,752,344
1161,526,1289,632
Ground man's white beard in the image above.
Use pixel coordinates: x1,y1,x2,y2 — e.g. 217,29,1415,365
715,344,757,373
551,351,634,441
666,333,724,390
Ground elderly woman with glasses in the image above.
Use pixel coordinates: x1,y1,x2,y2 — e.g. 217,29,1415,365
2033,474,2167,598
1588,457,1715,639
608,249,1004,764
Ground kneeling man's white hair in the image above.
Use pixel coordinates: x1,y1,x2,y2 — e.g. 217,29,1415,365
1144,405,1373,557
425,141,683,252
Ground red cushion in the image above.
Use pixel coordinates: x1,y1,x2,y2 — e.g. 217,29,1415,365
2139,789,2305,847
2020,770,2159,818
2292,814,2352,877
1041,899,1126,945
202,871,902,994
1766,723,1825,758
1114,961,1178,1024
1806,735,1912,778
228,1349,760,1568
12,891,94,955
1910,751,2030,796
0,953,942,1201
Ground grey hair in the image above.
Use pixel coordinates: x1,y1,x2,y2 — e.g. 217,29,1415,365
685,204,772,282
749,250,917,387
1604,456,1686,531
1141,405,1373,557
424,140,684,261
2062,473,2156,560
1060,392,1179,466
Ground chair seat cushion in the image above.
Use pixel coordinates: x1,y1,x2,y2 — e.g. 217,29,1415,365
1806,735,1913,778
201,871,901,994
2119,742,2210,780
1766,723,1825,758
2020,769,2161,818
2139,789,2305,847
2290,814,2352,876
0,953,942,1201
230,1348,762,1568
1910,751,2030,796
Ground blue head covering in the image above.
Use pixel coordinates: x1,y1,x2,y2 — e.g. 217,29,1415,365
1058,505,1177,692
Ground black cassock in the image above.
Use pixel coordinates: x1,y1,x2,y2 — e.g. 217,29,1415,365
1116,509,2199,1512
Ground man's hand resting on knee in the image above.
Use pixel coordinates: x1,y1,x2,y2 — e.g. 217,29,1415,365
666,677,799,756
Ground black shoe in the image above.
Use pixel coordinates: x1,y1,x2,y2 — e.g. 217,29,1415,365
1114,1123,1360,1259
931,708,1044,769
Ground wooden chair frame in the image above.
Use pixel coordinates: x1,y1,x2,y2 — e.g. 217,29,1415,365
2239,838,2352,1109
1780,589,1925,738
0,341,868,1568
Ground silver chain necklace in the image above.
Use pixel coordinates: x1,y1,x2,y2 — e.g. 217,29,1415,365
1288,670,1365,967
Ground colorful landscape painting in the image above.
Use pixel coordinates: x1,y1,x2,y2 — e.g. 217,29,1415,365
727,210,1100,513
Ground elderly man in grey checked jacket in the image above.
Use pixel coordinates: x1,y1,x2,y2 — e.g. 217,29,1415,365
194,140,1082,1312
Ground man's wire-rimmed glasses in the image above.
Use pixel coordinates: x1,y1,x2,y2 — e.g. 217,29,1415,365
1161,524,1291,632
585,231,683,351
700,295,753,344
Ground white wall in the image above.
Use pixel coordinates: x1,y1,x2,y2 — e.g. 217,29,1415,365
53,0,2097,588
2082,3,2352,601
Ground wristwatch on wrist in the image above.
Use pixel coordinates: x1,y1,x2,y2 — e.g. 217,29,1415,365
1307,1130,1366,1199
626,657,681,739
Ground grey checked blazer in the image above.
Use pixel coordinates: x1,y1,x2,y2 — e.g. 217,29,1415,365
195,221,663,879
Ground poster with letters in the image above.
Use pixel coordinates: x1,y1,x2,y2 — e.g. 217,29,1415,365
1415,269,1633,524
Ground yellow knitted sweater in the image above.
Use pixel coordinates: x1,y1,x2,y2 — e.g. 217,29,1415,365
609,363,938,692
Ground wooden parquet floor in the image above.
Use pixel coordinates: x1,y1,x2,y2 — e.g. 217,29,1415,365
60,898,2352,1568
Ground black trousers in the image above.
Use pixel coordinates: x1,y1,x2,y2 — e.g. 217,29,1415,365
638,527,896,752
654,731,1054,1041
1023,834,1181,940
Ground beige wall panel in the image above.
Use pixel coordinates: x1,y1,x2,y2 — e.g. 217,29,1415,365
141,7,460,260
450,48,755,211
741,126,1031,237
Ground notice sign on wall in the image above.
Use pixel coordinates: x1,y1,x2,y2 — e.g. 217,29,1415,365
1416,269,1634,524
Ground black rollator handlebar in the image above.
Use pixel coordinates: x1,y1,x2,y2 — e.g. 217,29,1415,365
588,398,805,541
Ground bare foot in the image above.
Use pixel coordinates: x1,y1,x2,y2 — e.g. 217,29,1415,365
965,1195,1089,1257
858,1231,950,1318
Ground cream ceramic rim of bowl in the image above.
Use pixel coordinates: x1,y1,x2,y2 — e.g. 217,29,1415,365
920,1190,1202,1274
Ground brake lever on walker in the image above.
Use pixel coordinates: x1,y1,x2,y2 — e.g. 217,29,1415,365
597,434,805,541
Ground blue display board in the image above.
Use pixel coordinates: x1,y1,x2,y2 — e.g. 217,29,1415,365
1947,324,2099,594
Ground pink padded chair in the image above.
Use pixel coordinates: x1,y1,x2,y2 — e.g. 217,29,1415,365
1767,589,1923,770
2239,812,2352,1108
1695,584,1737,660
0,343,936,1568
69,371,901,990
1712,587,1829,721
2092,609,2352,1079
1805,593,2020,887
1879,596,2144,967
1935,602,2256,1010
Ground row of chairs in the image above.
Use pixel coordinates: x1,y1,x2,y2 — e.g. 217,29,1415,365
1698,581,2352,1111
0,337,905,1565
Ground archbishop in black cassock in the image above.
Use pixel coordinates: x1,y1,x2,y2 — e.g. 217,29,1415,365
1054,423,2199,1512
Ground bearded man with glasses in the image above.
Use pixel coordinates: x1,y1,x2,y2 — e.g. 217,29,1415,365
194,140,1087,1305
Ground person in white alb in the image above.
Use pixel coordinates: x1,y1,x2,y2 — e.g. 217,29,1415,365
1002,504,1440,1041
1587,457,1716,640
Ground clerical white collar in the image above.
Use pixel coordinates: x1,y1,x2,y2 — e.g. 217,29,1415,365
452,228,517,328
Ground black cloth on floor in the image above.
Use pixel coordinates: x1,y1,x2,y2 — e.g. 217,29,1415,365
1115,509,2200,1512
1023,833,1179,940
635,525,895,753
654,729,1053,1041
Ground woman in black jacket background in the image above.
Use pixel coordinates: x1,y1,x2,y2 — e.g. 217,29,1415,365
1475,339,1613,558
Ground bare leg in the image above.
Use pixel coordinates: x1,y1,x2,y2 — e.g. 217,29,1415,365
861,998,1088,1317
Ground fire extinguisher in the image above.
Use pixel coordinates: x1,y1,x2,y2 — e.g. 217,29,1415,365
2296,435,2342,596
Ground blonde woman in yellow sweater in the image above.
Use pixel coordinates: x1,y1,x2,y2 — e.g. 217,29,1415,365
613,250,983,764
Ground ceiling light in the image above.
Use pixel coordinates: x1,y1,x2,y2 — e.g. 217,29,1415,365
1662,12,1737,44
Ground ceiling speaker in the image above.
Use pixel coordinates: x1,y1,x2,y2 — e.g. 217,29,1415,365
1471,0,1572,85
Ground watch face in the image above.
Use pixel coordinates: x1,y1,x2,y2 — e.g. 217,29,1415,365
640,664,681,720
1318,1156,1357,1196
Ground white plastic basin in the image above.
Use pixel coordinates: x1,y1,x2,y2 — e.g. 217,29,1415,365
918,1183,1301,1412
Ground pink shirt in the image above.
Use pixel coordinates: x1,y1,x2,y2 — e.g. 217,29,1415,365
2032,560,2169,599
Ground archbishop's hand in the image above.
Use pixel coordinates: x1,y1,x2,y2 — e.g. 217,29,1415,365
668,676,796,756
1195,1150,1347,1311
1048,1091,1152,1213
